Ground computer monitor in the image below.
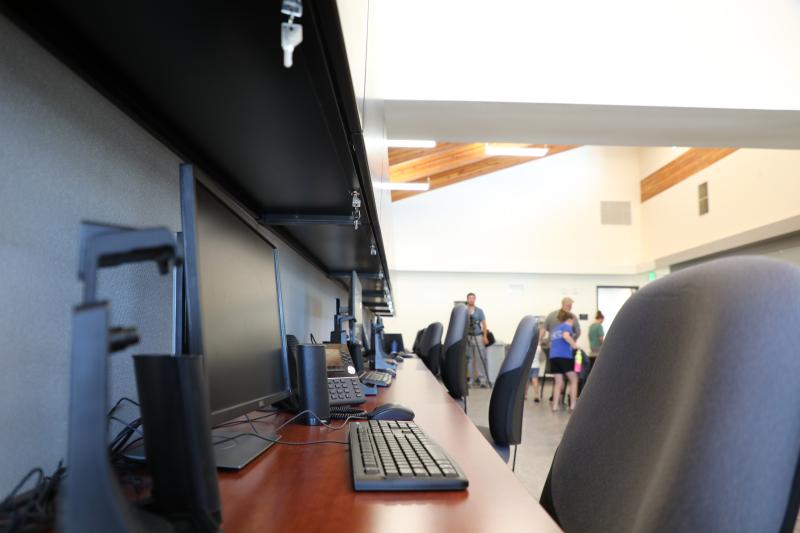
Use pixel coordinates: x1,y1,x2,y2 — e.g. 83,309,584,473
349,270,362,343
383,333,405,354
180,165,290,468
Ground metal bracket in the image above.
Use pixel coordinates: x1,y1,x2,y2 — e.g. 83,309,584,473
259,214,354,226
78,221,182,305
330,271,383,280
351,191,362,230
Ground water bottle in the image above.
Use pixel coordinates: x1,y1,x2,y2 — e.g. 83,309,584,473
391,339,398,354
574,349,583,374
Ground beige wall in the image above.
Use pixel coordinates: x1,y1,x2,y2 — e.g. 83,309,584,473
390,146,646,275
641,149,800,262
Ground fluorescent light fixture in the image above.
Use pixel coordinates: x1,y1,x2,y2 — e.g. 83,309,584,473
484,144,549,157
386,139,436,148
373,181,430,191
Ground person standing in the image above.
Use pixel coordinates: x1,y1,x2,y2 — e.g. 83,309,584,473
540,297,581,353
465,292,489,388
526,344,544,403
550,310,580,412
588,311,605,366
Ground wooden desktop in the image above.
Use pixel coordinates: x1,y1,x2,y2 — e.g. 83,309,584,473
216,358,561,532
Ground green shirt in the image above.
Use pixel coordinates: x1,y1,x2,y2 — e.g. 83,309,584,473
588,322,605,352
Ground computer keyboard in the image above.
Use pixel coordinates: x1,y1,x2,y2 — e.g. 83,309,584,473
360,370,392,387
349,420,469,491
328,376,365,405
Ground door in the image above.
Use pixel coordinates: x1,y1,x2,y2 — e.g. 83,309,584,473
596,286,638,331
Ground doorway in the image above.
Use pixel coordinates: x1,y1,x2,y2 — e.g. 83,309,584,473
596,286,638,331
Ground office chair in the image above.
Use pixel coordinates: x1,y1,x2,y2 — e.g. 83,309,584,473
418,322,443,375
441,304,469,411
540,257,800,533
476,315,539,471
412,328,426,355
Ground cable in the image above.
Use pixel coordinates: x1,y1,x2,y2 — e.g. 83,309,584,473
309,333,318,344
244,414,259,435
1,469,43,507
212,411,280,430
212,432,348,447
107,396,139,417
211,408,357,447
109,416,144,437
0,462,64,533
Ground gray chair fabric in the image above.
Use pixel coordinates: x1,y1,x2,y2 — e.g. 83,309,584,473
419,322,444,375
485,315,539,446
541,257,800,532
442,305,469,400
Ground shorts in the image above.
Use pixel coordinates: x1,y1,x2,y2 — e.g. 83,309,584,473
528,367,539,380
550,357,575,375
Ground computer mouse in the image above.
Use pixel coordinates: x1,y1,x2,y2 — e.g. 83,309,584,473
367,403,415,421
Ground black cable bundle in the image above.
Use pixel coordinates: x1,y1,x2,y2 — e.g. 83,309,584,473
105,397,156,500
0,462,65,533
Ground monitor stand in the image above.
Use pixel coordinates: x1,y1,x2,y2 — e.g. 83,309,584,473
209,430,280,470
373,331,397,372
123,429,279,471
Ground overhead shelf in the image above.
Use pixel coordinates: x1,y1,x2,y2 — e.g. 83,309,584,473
1,0,394,314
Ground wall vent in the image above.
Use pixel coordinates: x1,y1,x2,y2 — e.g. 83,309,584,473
600,201,632,225
698,182,709,215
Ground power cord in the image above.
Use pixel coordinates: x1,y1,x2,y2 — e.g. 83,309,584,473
107,400,142,464
212,411,280,430
212,409,359,447
0,462,65,533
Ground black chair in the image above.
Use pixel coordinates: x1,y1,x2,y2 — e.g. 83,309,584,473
412,328,425,355
418,323,443,375
477,315,539,471
540,257,800,532
441,304,469,410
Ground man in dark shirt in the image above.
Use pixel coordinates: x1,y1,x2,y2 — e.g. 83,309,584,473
465,292,489,387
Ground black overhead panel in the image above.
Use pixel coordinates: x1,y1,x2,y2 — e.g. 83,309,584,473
2,0,393,313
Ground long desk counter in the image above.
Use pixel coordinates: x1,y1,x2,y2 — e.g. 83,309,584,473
217,358,561,533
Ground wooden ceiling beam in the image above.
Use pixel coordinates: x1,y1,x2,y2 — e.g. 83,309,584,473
392,145,578,201
640,147,737,202
387,142,460,166
389,143,489,183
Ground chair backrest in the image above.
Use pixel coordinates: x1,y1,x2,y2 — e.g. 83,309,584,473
488,315,539,446
412,328,425,355
541,257,800,532
441,305,469,400
419,322,443,375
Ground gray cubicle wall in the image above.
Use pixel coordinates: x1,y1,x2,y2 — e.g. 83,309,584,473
0,14,346,494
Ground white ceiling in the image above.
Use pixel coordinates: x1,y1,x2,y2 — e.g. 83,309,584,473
376,0,800,111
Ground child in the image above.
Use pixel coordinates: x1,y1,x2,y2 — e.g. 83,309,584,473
526,344,544,403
